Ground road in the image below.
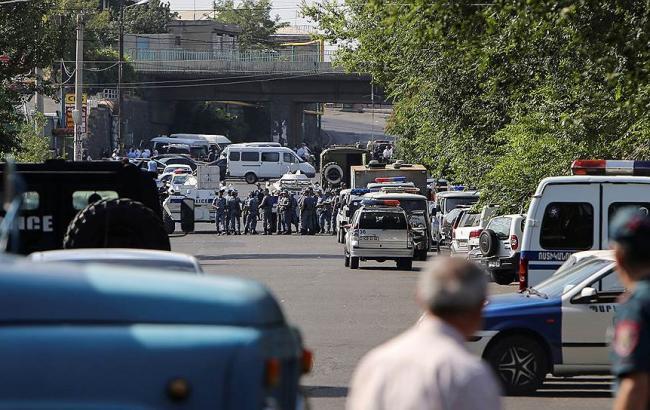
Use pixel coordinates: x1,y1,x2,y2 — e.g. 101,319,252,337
170,195,614,410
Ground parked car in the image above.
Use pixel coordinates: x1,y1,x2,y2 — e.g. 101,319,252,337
225,144,316,184
431,190,480,247
154,155,197,172
450,211,480,255
29,248,203,274
467,251,621,395
472,214,526,285
466,205,499,250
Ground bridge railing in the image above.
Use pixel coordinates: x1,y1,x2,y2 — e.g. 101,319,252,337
129,48,341,74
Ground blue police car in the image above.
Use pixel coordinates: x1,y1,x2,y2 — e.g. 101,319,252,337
467,251,623,395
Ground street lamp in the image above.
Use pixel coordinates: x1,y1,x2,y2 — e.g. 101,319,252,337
118,0,149,152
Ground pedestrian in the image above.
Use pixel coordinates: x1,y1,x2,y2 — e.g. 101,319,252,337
259,189,274,235
147,158,157,173
331,190,341,235
290,192,300,233
317,191,333,234
299,188,318,235
609,209,650,410
245,192,259,234
227,190,242,235
211,189,226,235
270,190,279,234
141,148,151,159
347,257,501,410
278,191,293,234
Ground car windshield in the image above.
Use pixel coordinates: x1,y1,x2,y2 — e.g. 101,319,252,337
533,258,614,298
172,175,190,184
359,211,407,230
389,199,426,214
444,196,479,213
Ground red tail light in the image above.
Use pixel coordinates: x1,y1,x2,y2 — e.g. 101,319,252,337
301,348,313,374
518,257,528,291
510,235,519,250
265,358,281,387
469,229,482,239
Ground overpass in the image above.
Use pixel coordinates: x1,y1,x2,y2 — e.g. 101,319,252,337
129,49,386,146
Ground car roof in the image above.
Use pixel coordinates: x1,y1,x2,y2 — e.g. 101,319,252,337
365,192,427,200
535,175,650,196
569,249,615,261
491,213,526,219
29,248,199,264
436,190,479,198
359,205,406,213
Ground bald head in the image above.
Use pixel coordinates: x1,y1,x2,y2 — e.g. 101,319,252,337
418,257,487,317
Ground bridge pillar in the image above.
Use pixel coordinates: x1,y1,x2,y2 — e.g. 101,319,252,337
270,98,300,147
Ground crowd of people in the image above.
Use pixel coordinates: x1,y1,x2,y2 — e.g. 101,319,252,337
211,182,343,236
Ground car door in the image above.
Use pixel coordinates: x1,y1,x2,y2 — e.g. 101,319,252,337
283,152,300,173
561,265,623,367
601,183,650,245
261,151,283,178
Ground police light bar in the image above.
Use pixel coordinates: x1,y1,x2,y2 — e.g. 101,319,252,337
361,199,401,207
450,185,465,191
380,186,420,194
374,176,407,183
350,188,371,195
571,160,650,176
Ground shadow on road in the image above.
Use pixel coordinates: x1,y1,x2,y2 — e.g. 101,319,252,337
525,377,613,398
302,385,349,398
358,266,423,272
196,254,341,261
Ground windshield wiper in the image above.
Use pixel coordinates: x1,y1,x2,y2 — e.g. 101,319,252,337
524,287,548,299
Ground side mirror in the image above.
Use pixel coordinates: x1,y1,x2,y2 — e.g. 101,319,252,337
574,286,598,303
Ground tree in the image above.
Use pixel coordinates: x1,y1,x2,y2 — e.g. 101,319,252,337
123,0,177,34
213,0,288,49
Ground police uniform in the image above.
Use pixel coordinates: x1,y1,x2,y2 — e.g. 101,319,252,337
259,193,274,235
226,194,242,235
212,194,227,234
278,193,293,234
245,195,259,234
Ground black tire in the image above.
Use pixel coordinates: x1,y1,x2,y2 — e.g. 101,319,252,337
163,211,175,235
396,258,413,270
63,198,171,251
479,229,499,257
321,162,343,185
244,172,258,184
344,253,350,267
492,270,516,285
485,336,548,395
414,249,428,261
350,256,359,269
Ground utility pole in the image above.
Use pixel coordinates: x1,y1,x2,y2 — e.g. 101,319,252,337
118,0,124,152
73,14,84,161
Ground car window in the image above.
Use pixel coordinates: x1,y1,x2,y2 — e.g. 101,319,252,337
535,258,613,298
21,191,40,210
241,152,259,162
229,151,240,161
72,191,119,210
359,212,407,230
393,199,427,214
487,216,511,239
459,213,480,227
594,270,625,293
444,196,478,213
262,152,280,162
283,152,295,163
540,202,594,250
608,203,650,238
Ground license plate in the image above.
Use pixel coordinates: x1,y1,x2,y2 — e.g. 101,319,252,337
488,260,501,268
360,236,378,241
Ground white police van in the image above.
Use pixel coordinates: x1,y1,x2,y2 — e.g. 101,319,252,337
467,250,622,395
520,160,650,290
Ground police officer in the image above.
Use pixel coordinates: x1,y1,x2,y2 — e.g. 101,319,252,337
290,192,300,233
211,189,226,235
609,209,650,410
278,190,293,235
317,191,333,234
227,190,242,235
270,190,279,234
244,191,259,235
259,189,274,235
299,188,317,235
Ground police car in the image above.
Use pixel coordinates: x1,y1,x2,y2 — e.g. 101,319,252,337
336,188,369,244
344,199,414,270
519,160,650,290
467,250,623,395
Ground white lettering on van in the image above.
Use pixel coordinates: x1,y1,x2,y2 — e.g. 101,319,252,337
538,251,572,261
0,215,54,232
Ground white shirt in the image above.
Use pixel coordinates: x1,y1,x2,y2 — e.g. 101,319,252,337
296,147,306,158
347,316,501,410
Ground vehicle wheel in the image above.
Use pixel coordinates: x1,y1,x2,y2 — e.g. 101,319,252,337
63,198,171,251
163,211,175,234
396,258,413,270
244,172,258,184
415,249,428,261
485,336,548,395
492,270,516,285
479,229,499,257
344,253,350,267
321,162,343,185
350,256,359,269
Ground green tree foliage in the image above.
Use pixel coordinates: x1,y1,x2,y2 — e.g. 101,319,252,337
2,114,51,162
305,1,650,212
213,0,288,49
122,0,178,35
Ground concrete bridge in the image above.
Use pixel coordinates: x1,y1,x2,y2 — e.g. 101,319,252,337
129,49,385,146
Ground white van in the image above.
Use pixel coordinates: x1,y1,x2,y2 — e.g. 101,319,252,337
226,145,316,183
169,134,232,151
520,159,650,290
150,136,209,159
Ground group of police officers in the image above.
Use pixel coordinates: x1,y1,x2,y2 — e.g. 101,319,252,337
210,183,342,236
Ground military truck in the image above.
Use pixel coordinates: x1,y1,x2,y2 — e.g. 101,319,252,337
0,159,170,254
350,162,429,195
320,146,370,188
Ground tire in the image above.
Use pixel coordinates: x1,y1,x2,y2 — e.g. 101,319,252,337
414,249,428,261
479,229,499,257
321,162,343,185
63,198,171,251
396,258,413,270
350,256,359,269
485,336,548,395
344,253,350,267
492,270,516,285
244,172,258,184
163,211,175,234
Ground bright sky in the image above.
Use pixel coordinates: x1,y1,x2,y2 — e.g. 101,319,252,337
167,0,316,25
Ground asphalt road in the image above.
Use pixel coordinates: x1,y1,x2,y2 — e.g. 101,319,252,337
170,199,614,410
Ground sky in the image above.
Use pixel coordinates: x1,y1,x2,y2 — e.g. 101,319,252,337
167,0,315,26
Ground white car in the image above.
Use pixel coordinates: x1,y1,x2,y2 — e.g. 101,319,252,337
29,248,203,274
344,199,414,270
467,251,622,395
450,211,480,255
162,164,192,175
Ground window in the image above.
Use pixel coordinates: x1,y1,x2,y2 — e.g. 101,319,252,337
487,217,511,240
459,213,480,228
21,191,40,210
359,212,407,230
444,196,478,213
72,191,118,210
596,271,625,293
241,152,259,162
229,151,240,161
283,153,296,163
540,202,593,250
608,203,650,238
262,152,280,162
